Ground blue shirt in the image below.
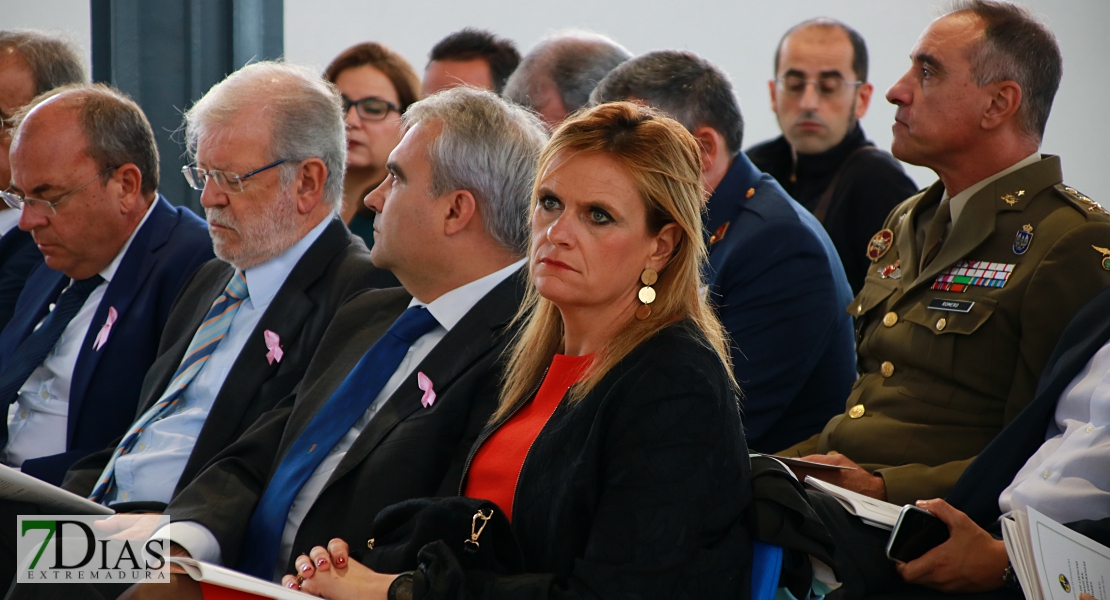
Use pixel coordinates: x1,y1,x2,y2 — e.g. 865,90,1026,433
105,217,332,506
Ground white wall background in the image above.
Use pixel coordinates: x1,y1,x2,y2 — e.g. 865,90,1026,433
4,0,1109,193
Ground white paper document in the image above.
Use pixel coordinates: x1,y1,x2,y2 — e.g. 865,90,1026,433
1002,506,1110,600
172,557,316,599
804,476,902,530
0,464,113,515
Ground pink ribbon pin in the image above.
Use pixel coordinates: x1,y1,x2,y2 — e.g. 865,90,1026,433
92,307,117,351
417,372,436,408
264,330,283,364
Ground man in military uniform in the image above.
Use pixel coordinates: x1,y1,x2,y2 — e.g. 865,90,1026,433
782,0,1110,508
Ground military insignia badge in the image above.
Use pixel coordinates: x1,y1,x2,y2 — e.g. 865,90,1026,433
1002,193,1018,206
878,259,902,280
1093,246,1110,270
931,261,1015,292
867,229,894,262
709,222,730,245
1013,224,1033,255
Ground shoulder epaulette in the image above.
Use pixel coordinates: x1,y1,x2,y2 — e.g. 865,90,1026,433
1055,183,1108,217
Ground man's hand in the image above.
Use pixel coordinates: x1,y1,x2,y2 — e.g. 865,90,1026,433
896,498,1009,593
168,543,191,574
93,513,163,542
795,453,888,500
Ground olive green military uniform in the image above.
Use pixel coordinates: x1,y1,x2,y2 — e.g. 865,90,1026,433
781,155,1110,505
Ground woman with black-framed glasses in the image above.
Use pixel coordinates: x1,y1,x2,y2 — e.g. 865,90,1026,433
323,42,421,250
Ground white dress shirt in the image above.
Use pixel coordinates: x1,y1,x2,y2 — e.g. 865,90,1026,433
167,259,525,577
3,199,157,468
999,335,1110,524
103,216,331,506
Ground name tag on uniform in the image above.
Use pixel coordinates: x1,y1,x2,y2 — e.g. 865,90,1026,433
928,299,975,313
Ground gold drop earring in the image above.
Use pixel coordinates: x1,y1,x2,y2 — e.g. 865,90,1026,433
636,268,658,320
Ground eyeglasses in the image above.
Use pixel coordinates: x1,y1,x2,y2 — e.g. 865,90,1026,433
0,167,116,216
341,95,401,122
775,75,863,99
181,158,288,193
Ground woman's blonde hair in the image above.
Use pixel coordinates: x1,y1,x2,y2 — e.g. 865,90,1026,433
495,101,734,420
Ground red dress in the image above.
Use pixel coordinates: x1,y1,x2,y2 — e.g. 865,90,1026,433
464,353,592,520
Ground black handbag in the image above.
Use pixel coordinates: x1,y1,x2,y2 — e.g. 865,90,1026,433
358,496,525,576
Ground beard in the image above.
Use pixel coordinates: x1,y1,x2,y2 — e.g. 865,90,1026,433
206,186,302,269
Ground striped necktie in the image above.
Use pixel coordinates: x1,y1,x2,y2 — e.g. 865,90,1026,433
88,270,249,503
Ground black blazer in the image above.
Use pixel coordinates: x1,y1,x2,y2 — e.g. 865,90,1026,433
166,268,526,572
947,281,1110,545
61,218,391,502
432,320,753,599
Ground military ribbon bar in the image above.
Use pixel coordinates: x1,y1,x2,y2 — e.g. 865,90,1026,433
931,260,1015,292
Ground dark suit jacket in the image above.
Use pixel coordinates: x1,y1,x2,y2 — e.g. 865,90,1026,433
418,320,752,599
61,218,392,503
0,196,212,484
706,153,856,452
947,281,1110,546
0,228,42,333
166,268,525,573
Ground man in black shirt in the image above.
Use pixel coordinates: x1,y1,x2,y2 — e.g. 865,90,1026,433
747,18,918,294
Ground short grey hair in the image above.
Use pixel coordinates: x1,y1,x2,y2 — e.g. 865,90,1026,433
184,61,346,211
13,84,160,196
403,87,548,255
504,31,631,116
591,50,745,156
947,0,1062,141
0,30,87,97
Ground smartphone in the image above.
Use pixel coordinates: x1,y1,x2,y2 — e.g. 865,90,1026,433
885,505,950,562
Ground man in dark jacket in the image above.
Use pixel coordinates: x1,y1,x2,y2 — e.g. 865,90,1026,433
747,18,918,294
592,50,856,452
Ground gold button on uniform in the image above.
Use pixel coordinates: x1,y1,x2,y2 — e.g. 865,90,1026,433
883,312,898,327
881,361,895,377
849,405,866,419
936,318,947,331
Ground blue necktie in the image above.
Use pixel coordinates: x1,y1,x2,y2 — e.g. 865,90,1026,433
0,275,104,447
238,305,439,578
88,270,249,503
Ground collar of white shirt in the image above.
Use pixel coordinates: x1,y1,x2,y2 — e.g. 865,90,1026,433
239,215,333,306
412,258,525,333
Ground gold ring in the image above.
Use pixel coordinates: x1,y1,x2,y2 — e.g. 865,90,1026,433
295,575,304,586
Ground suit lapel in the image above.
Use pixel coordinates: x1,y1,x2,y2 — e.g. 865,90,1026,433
0,267,67,369
182,221,353,483
323,270,524,489
275,288,412,462
68,199,175,442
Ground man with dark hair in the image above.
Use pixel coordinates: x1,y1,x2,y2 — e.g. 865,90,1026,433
747,18,918,294
0,84,213,487
592,50,856,453
783,4,1110,592
0,30,88,332
423,27,520,95
504,31,630,129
